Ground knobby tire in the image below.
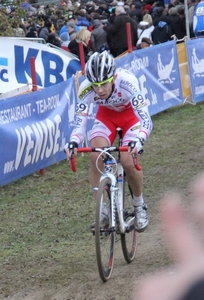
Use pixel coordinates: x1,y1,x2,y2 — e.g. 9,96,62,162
120,176,138,263
95,177,115,282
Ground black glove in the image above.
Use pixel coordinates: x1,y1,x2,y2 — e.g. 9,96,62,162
128,138,144,153
64,142,78,157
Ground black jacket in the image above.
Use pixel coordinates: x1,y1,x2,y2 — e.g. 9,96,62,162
151,21,173,44
104,13,138,49
68,39,90,62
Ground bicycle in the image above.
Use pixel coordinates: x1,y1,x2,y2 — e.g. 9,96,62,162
69,129,142,282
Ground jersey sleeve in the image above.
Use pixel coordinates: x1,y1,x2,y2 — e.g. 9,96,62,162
70,80,93,145
70,100,89,145
130,92,153,141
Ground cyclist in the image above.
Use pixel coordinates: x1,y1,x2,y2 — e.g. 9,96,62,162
64,50,153,233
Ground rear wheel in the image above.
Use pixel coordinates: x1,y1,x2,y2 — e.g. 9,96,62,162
121,176,138,263
95,177,115,282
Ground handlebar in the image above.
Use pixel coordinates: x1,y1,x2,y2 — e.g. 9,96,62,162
69,146,142,172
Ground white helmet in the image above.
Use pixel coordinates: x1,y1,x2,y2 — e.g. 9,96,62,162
85,51,116,83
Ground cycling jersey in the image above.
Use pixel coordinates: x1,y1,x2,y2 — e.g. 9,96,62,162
70,68,153,145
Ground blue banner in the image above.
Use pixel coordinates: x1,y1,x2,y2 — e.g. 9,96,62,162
0,40,187,186
116,40,183,115
186,38,204,103
0,77,77,186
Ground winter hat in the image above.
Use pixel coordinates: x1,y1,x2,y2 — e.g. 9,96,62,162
60,32,69,41
143,4,152,12
66,22,75,28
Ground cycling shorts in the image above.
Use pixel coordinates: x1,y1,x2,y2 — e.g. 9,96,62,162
89,106,140,146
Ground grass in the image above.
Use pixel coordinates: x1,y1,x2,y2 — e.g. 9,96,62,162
0,102,204,298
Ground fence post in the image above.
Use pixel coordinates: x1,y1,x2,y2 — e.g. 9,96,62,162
30,57,45,175
79,42,85,75
126,23,133,53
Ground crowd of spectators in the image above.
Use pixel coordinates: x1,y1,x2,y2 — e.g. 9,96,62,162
5,0,202,60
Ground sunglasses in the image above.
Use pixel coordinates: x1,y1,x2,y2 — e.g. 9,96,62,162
92,76,113,88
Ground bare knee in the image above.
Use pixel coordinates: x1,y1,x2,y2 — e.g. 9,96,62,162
120,153,134,169
90,152,103,170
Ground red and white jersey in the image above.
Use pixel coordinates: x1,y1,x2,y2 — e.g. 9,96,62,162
70,68,153,144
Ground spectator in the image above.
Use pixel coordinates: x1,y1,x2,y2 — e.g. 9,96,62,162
26,26,38,38
76,9,91,29
124,4,131,14
142,4,152,15
24,17,38,34
104,5,138,57
96,2,109,15
67,22,77,41
55,18,66,35
137,14,154,45
136,37,153,49
86,4,96,20
177,6,187,38
152,6,165,26
58,19,68,38
60,31,70,48
90,19,108,52
68,15,80,32
129,2,144,23
107,7,116,24
47,32,62,48
68,28,92,62
38,15,52,42
151,15,173,44
174,0,185,12
168,7,186,39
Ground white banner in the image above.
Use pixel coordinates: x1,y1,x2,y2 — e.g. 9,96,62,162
0,37,81,94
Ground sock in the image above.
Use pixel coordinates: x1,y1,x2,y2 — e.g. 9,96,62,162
133,194,144,207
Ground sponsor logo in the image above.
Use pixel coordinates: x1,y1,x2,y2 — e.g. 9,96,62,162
0,57,8,82
131,125,140,131
94,96,101,101
120,80,138,94
78,85,92,99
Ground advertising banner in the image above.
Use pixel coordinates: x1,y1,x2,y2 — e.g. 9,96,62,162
0,77,77,186
116,40,183,116
186,38,204,103
0,37,81,94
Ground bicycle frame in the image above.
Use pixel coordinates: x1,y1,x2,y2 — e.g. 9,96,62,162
98,150,134,234
71,145,141,233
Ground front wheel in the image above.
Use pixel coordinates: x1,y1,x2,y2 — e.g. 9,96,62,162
95,177,115,282
121,176,138,263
